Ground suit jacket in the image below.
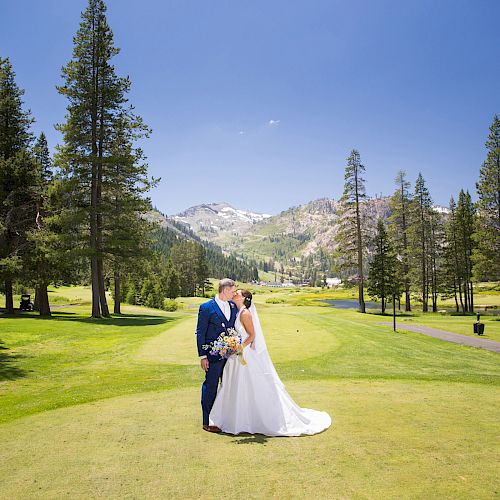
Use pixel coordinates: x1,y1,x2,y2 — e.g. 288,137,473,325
196,298,237,358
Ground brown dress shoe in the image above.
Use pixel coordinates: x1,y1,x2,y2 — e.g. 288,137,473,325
203,424,222,433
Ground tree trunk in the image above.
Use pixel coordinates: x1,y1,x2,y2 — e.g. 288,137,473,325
33,287,40,311
453,279,459,313
97,258,109,317
381,296,385,314
404,286,411,312
114,268,121,314
5,279,14,314
38,282,51,316
458,282,464,312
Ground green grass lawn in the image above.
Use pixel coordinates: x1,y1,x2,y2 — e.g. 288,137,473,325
1,290,499,498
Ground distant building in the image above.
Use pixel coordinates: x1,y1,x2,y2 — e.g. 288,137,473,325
326,277,342,287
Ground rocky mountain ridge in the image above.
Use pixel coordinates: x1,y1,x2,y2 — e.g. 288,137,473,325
162,197,449,278
172,202,271,240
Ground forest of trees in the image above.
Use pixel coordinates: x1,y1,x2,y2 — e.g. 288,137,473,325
1,0,498,317
335,118,499,313
0,0,258,317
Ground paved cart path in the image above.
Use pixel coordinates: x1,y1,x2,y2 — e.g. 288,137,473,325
378,322,500,353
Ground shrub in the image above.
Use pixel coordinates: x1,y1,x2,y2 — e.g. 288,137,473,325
125,283,138,305
266,297,285,304
51,295,71,304
163,299,178,311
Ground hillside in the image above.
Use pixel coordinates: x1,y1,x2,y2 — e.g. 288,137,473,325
166,198,450,281
171,198,392,277
146,210,259,282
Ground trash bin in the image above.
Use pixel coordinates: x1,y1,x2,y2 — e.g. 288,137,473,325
474,322,485,335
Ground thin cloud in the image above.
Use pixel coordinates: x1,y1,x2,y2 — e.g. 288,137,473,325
268,119,280,126
239,130,245,135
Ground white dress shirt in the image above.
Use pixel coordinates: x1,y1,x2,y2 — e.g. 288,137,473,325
215,294,230,321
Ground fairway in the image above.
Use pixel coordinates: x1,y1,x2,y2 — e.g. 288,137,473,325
0,381,498,499
1,297,499,499
137,307,341,364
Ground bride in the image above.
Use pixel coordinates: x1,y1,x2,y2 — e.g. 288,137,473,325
209,289,332,436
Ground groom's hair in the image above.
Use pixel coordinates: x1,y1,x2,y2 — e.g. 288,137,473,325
218,278,236,293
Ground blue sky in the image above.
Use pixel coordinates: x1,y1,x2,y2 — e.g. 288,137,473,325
1,0,499,215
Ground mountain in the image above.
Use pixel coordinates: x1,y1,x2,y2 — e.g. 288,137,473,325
145,210,259,282
169,198,390,278
168,197,449,281
172,202,271,243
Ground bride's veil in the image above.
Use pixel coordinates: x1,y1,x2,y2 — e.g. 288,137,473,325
248,303,267,354
247,303,284,384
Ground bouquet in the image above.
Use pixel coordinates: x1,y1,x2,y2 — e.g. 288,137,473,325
203,328,246,365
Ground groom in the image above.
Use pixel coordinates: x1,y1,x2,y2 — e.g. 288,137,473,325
196,278,237,432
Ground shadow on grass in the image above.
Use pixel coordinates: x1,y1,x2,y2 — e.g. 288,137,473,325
230,434,270,445
367,311,415,318
0,341,27,381
53,313,175,327
0,311,175,327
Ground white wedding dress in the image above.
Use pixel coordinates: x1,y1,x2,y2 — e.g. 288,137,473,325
209,305,332,436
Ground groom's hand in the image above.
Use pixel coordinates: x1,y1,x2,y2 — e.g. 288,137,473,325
201,358,209,372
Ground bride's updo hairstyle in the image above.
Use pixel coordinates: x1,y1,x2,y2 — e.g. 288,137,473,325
241,289,253,309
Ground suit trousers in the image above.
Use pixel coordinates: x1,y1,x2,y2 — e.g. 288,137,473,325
201,357,226,425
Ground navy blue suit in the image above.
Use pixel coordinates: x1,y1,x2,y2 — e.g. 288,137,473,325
196,298,237,425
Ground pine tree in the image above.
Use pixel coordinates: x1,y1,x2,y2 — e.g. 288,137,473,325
165,266,180,299
456,190,476,312
0,57,34,313
428,208,444,312
103,114,156,314
473,115,500,281
125,280,138,305
368,219,397,313
27,132,55,315
170,240,208,297
0,151,39,312
335,150,367,312
388,170,412,311
409,173,433,312
442,197,461,312
55,0,147,317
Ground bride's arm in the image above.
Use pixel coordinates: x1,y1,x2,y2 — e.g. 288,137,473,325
239,309,255,348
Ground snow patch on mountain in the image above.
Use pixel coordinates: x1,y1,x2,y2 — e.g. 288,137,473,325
172,202,271,237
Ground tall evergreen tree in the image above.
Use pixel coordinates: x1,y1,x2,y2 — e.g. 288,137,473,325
334,149,367,312
368,219,397,313
103,114,156,314
409,173,433,312
170,240,209,297
473,115,500,281
428,208,444,312
442,198,461,312
388,170,412,311
456,190,476,312
0,58,34,313
28,132,54,315
56,0,149,317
